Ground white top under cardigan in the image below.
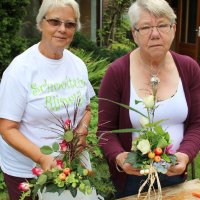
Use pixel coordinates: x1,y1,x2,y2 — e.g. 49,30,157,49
129,79,188,152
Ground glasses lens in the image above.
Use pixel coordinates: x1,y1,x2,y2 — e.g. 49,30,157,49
44,17,77,29
47,19,61,26
157,24,171,33
139,26,151,35
64,22,77,29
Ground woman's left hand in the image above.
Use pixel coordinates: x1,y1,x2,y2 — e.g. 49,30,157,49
166,152,189,176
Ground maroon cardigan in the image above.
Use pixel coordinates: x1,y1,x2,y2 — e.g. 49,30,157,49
97,51,200,191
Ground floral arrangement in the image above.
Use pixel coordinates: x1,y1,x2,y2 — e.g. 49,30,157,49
103,80,177,200
18,101,94,200
126,95,177,199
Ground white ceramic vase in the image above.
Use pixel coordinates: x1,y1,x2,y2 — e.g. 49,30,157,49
38,188,104,200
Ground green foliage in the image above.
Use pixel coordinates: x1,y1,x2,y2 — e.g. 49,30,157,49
71,32,132,63
87,97,103,159
99,0,133,47
0,168,6,192
70,48,109,92
87,97,115,200
188,153,200,180
0,0,30,78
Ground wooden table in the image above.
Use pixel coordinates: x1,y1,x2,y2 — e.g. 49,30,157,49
118,179,200,200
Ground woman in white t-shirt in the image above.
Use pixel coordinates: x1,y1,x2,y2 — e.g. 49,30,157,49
0,0,95,199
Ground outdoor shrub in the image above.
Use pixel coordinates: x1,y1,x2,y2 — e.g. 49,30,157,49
70,48,109,92
87,97,115,200
0,0,30,78
0,168,6,192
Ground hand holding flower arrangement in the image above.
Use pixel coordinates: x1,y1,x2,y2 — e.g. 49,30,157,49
18,101,95,200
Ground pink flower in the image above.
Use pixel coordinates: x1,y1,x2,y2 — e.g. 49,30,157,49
18,182,30,192
165,144,176,154
59,140,68,152
65,119,71,125
32,167,43,176
56,159,64,169
64,119,71,130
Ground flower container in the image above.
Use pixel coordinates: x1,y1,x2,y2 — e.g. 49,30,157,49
38,188,104,200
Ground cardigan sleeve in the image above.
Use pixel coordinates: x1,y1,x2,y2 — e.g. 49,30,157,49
174,53,200,162
97,54,131,165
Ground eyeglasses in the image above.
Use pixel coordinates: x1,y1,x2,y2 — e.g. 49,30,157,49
43,17,77,29
134,24,173,35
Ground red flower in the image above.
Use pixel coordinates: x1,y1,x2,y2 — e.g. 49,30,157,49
56,159,64,169
32,167,43,176
18,182,30,192
64,119,71,130
59,140,68,152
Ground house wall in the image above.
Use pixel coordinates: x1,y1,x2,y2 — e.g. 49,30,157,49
77,0,97,42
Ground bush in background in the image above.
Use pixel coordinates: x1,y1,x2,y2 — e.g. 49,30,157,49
71,32,134,64
0,0,30,77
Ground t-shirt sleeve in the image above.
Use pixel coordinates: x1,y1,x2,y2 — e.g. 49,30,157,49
87,79,95,99
0,73,27,122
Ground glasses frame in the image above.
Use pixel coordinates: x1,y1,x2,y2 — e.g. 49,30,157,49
134,24,173,36
43,17,77,30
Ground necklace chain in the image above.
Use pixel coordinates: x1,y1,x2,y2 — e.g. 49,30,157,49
138,52,162,87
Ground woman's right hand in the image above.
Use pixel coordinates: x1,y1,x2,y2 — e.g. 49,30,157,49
116,152,141,176
38,154,57,171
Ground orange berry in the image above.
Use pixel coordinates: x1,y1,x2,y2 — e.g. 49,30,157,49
154,155,161,162
59,173,66,181
148,151,155,159
63,168,71,175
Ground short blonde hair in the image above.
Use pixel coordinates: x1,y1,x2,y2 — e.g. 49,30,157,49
36,0,81,31
128,0,177,27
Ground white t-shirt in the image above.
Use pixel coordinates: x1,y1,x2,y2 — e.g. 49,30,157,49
0,43,95,178
130,79,188,152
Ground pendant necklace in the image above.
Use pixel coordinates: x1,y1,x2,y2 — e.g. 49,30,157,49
139,52,162,87
149,66,161,87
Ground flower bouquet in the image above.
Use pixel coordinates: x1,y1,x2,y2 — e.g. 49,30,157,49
126,95,177,199
102,82,177,200
19,101,103,200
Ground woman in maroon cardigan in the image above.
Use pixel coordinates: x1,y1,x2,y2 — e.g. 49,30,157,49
97,0,200,198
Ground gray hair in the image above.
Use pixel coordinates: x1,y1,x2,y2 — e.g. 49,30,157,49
36,0,81,31
128,0,177,27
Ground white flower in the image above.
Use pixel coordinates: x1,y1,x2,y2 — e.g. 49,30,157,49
137,139,151,155
143,95,155,108
139,116,149,127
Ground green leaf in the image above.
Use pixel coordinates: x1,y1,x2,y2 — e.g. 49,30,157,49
32,184,41,200
125,152,142,168
37,174,47,185
169,154,177,165
64,131,74,142
135,100,142,105
82,180,91,186
161,153,171,162
45,184,60,193
70,187,77,197
40,146,53,155
112,128,141,133
52,142,59,152
157,138,168,148
57,187,66,196
99,98,147,118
